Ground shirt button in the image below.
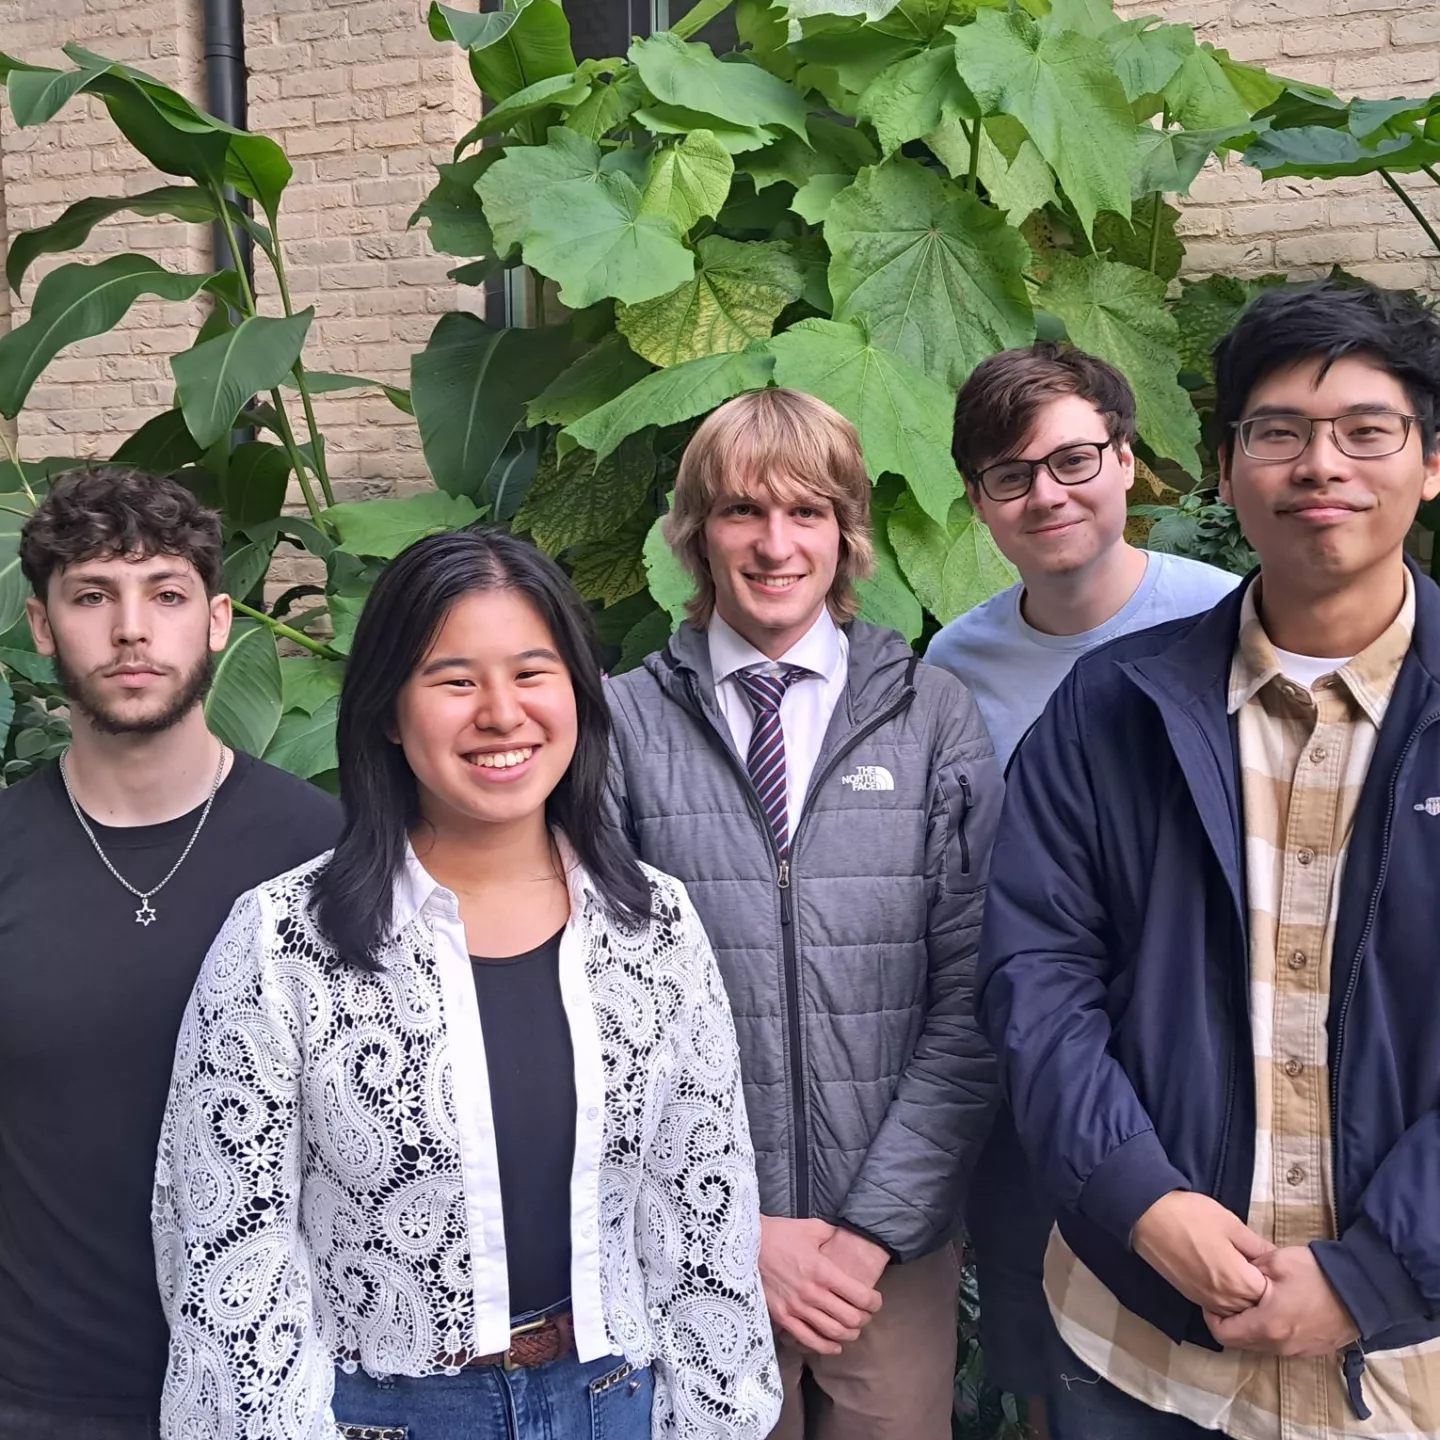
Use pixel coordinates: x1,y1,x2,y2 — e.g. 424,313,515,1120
1297,847,1316,866
1284,1058,1303,1078
586,1106,599,1122
581,1222,595,1238
1288,950,1309,970
1310,747,1327,764
1287,1165,1307,1187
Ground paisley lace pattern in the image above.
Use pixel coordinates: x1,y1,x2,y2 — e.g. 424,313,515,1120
153,855,781,1440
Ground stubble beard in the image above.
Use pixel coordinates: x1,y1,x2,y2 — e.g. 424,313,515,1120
54,649,215,737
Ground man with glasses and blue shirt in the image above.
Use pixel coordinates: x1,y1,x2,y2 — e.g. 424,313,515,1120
981,279,1440,1440
926,344,1236,1436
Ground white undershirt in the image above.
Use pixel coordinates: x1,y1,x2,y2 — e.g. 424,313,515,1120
708,610,849,836
1273,645,1353,692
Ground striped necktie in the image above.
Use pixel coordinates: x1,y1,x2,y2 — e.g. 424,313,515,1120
736,665,808,856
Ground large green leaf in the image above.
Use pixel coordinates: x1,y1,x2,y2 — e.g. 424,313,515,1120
279,656,345,716
0,256,213,419
431,0,575,103
410,312,572,496
0,490,39,637
110,407,204,474
465,71,592,144
643,511,696,624
523,170,695,308
477,127,611,257
222,536,276,602
634,105,778,154
783,0,904,18
409,151,498,257
6,185,221,294
1036,252,1200,475
953,9,1134,241
767,317,963,524
888,491,1016,623
568,519,651,607
225,441,292,528
857,44,976,156
205,621,283,757
967,122,1056,222
264,695,339,779
1172,272,1288,380
563,344,776,460
327,491,483,559
791,173,854,224
565,68,647,141
1162,44,1252,131
1131,122,1254,198
640,130,735,234
1095,204,1182,283
170,309,314,449
826,158,1033,390
629,33,808,139
855,518,924,640
1244,124,1440,181
617,237,806,368
0,673,13,754
1104,18,1193,103
527,333,653,426
514,434,654,553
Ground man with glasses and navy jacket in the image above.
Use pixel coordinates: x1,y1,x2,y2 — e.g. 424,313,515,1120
981,280,1440,1440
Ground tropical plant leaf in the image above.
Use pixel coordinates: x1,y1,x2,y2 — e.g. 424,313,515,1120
643,511,695,623
629,32,809,139
430,0,576,103
564,344,776,460
790,173,853,224
826,157,1034,389
222,536,276,602
282,370,413,413
1104,17,1193,103
466,70,592,143
170,308,314,449
223,441,292,528
855,518,924,640
783,0,904,19
888,491,1017,623
565,68,647,140
857,44,977,156
568,518,651,605
1094,204,1182,282
410,312,573,496
522,169,695,308
527,332,653,426
264,694,339,779
968,124,1056,222
1172,272,1288,379
617,237,806,368
633,105,777,153
1162,44,1252,131
767,317,964,525
327,490,483,559
477,127,617,257
279,656,345,716
109,407,204,474
205,621,283,757
1131,122,1254,198
409,151,498,256
640,130,735,234
1243,124,1440,181
1036,252,1200,475
617,606,674,671
0,490,39,638
953,9,1134,241
513,434,655,553
0,673,13,755
0,256,214,419
5,185,221,293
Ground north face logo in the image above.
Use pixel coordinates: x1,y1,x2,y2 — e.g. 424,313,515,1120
1415,797,1440,816
841,765,895,792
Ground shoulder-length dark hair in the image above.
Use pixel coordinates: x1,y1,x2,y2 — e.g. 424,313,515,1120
310,526,651,968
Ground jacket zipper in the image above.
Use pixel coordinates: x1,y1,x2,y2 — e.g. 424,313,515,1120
957,774,972,873
685,672,916,1219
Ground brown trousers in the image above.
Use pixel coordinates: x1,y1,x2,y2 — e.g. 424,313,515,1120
768,1242,961,1440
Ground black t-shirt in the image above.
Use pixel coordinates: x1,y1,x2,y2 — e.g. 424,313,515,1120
471,928,576,1319
0,753,341,1416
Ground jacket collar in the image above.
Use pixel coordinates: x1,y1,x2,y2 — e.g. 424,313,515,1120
389,830,599,938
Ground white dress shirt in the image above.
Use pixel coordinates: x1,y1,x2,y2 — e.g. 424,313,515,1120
708,610,849,836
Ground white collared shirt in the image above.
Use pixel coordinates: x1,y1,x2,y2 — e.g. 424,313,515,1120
708,610,849,834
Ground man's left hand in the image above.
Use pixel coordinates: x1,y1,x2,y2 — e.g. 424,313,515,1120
1206,1246,1359,1357
821,1228,890,1291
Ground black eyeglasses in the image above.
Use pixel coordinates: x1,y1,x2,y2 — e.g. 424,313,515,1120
1232,411,1417,462
975,440,1112,503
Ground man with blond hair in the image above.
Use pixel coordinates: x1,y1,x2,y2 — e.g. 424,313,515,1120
605,387,1003,1440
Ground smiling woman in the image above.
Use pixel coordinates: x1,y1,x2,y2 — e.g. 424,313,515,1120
151,526,782,1440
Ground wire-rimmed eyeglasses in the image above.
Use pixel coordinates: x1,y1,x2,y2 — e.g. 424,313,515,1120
975,440,1112,503
1232,411,1418,462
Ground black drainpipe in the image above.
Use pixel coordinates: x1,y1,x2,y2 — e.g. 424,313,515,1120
203,0,253,293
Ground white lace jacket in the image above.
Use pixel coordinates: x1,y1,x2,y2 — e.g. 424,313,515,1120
152,844,781,1440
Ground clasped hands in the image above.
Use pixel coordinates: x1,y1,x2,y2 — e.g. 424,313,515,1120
759,1216,889,1354
1132,1191,1359,1357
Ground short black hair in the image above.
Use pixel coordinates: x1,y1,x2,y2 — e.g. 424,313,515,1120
1214,279,1440,461
952,343,1136,485
20,465,223,598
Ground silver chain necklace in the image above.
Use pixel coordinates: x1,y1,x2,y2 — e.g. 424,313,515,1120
59,745,228,926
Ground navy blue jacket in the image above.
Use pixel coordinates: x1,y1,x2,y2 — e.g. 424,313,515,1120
977,560,1440,1358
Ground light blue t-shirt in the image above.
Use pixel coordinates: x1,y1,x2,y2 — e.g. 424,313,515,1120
925,550,1240,770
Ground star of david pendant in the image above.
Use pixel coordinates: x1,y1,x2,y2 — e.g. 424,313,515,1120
136,898,157,926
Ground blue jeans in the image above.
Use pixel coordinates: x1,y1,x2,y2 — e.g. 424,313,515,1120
332,1351,653,1440
1047,1334,1210,1440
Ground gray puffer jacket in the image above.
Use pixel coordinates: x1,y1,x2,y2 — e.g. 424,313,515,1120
605,619,1002,1262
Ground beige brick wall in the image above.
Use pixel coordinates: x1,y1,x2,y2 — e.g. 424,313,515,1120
1,0,1437,483
1122,0,1440,292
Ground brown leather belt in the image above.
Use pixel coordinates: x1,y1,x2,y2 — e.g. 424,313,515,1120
440,1310,576,1372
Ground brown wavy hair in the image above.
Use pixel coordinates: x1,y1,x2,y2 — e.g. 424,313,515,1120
20,466,223,599
662,388,875,627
